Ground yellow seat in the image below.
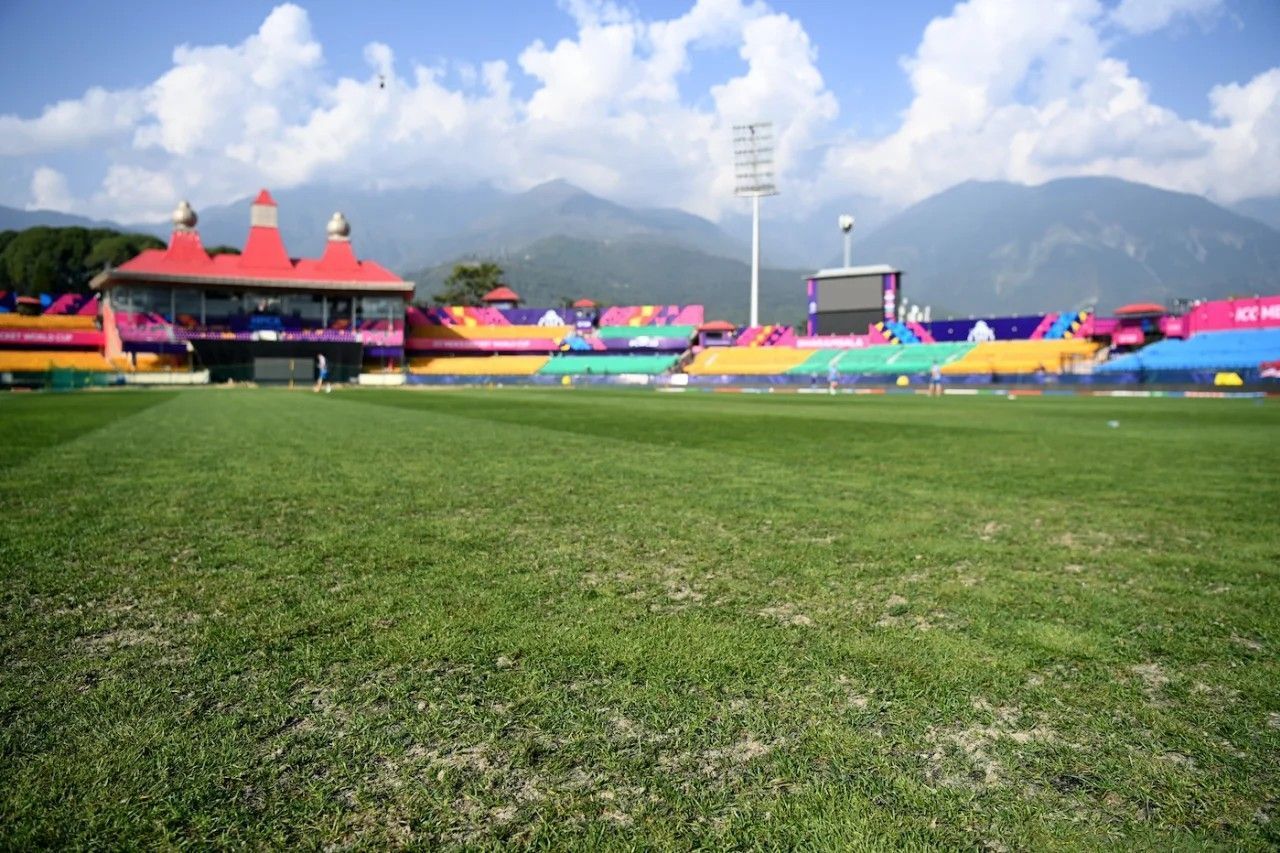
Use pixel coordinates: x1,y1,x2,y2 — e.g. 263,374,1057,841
941,340,1100,375
0,314,96,330
684,347,812,375
408,355,549,375
0,350,112,371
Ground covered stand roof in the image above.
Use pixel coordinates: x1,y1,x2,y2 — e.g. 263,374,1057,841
571,298,597,308
481,286,521,304
699,320,736,332
91,191,412,294
1114,302,1167,316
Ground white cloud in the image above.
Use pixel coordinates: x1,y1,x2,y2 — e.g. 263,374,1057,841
28,167,74,212
0,88,144,157
1109,0,1223,34
825,0,1279,206
0,0,1276,223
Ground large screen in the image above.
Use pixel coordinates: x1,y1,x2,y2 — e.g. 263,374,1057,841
810,272,895,335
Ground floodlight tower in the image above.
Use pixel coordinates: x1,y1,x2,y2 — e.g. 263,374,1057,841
838,214,855,268
734,122,778,327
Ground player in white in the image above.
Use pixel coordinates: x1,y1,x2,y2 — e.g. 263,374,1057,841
314,352,331,393
929,360,943,397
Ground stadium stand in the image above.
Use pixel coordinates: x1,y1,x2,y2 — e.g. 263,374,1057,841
408,324,570,341
685,347,812,375
1096,329,1280,372
785,343,974,375
850,342,972,374
0,313,97,330
593,325,697,341
539,354,678,375
0,351,112,371
408,355,549,375
942,339,1100,375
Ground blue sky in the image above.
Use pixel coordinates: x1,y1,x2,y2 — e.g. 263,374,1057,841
0,0,1277,222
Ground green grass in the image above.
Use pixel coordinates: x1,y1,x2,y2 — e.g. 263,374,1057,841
2,387,1278,849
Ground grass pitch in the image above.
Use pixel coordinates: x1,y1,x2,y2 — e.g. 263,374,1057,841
1,387,1278,849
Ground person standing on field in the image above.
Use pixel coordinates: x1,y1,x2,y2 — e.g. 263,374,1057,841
314,352,330,393
828,361,839,395
929,360,943,397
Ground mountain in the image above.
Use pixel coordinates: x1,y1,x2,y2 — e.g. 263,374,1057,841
720,192,897,269
0,205,119,232
1233,196,1280,233
854,177,1280,316
407,236,810,325
157,180,744,272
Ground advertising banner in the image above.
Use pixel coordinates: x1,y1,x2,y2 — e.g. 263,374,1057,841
0,328,104,347
1187,296,1280,333
920,315,1049,342
405,336,560,353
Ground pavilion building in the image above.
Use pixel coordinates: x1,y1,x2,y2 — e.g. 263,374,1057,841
91,191,413,383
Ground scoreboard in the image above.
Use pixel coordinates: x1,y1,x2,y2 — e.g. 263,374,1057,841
805,265,901,336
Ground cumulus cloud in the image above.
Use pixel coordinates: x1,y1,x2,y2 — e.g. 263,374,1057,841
1109,0,1222,34
825,0,1279,206
0,88,144,157
0,0,1276,222
28,167,74,212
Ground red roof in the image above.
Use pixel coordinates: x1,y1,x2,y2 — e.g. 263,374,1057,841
572,298,597,308
1114,302,1166,315
97,190,411,293
482,286,520,303
699,320,736,332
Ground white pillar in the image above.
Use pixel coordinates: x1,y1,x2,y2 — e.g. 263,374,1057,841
751,194,760,328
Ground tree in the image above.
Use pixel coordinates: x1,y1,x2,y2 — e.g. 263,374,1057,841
432,261,504,306
85,233,166,269
206,245,242,256
0,226,166,295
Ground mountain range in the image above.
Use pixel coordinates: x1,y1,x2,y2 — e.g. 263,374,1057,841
3,176,1279,321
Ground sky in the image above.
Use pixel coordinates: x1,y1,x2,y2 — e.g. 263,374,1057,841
0,0,1277,224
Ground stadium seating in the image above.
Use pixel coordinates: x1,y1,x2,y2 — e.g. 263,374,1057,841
593,325,697,341
785,343,975,375
539,354,678,375
1096,329,1280,372
0,351,112,371
0,313,97,330
108,353,188,372
409,355,549,375
408,324,569,341
787,349,844,374
941,340,1099,375
684,347,812,375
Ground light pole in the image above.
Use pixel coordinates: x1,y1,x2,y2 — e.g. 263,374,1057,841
734,122,778,328
839,214,854,268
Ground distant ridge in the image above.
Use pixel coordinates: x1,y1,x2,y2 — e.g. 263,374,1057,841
853,177,1280,315
6,176,1279,321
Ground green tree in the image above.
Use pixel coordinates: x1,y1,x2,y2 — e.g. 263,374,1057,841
85,233,165,269
206,245,242,256
432,261,504,306
0,226,167,295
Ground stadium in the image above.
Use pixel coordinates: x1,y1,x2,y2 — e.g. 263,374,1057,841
3,191,1279,393
3,190,1279,850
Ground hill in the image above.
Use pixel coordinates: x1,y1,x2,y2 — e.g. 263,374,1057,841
0,206,119,232
408,236,810,325
161,181,744,272
855,177,1280,315
1233,195,1280,233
